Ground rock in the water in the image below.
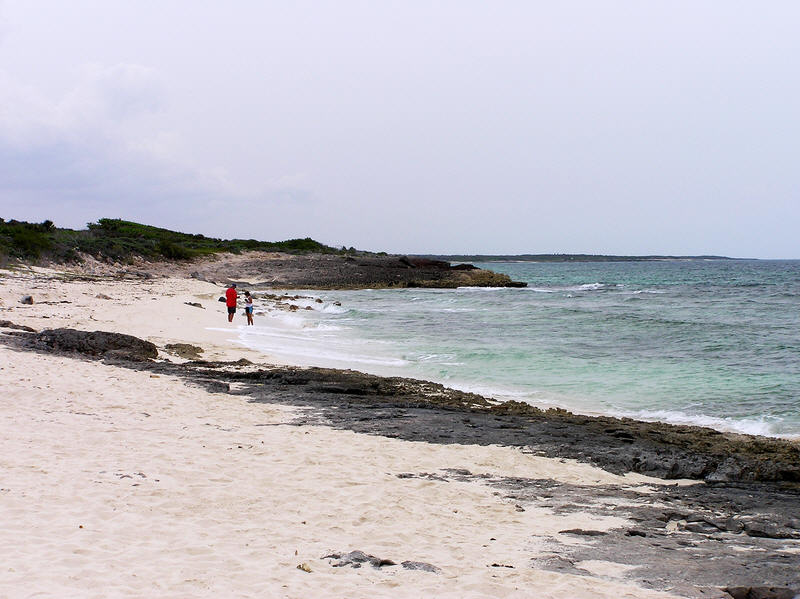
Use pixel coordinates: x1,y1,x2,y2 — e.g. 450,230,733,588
184,302,204,309
32,329,158,361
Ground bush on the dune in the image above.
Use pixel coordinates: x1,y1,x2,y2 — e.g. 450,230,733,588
0,217,348,264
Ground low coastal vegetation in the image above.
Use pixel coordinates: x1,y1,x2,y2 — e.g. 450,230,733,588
0,218,341,265
3,217,736,267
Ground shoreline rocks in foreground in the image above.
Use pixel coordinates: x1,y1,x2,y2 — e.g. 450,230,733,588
3,325,799,597
6,325,799,486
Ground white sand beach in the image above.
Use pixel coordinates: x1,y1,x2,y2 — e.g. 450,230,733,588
0,266,691,598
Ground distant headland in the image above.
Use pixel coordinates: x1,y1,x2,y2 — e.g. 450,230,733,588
0,218,525,289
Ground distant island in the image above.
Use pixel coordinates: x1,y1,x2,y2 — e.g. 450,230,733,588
416,253,739,263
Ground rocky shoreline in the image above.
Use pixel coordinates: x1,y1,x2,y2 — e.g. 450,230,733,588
14,327,799,487
3,326,799,597
63,251,528,289
9,327,799,486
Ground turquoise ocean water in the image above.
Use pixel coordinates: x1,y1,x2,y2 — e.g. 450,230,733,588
235,260,800,438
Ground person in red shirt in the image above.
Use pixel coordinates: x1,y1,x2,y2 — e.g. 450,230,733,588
225,284,238,322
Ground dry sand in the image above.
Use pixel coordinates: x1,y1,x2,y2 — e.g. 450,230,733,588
0,266,687,598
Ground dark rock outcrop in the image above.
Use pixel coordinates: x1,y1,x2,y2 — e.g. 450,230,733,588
415,468,800,593
181,253,527,289
30,329,158,361
0,320,36,332
723,587,798,599
219,366,800,485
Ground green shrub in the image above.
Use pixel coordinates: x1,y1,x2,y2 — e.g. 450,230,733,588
0,220,54,259
157,240,196,259
0,217,353,263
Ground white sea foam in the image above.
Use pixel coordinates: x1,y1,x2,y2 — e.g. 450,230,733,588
552,283,616,294
233,302,411,369
613,409,781,437
237,326,409,369
320,304,348,314
246,342,409,368
257,311,310,329
408,353,458,363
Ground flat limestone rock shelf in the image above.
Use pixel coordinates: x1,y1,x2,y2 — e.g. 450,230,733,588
195,253,528,289
58,251,528,289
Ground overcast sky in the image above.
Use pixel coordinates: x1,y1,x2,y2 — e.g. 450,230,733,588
1,2,798,257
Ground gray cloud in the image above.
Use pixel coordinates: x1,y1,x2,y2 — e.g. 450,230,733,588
1,1,799,257
0,59,314,237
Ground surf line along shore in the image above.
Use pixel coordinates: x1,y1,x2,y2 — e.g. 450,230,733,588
1,265,798,598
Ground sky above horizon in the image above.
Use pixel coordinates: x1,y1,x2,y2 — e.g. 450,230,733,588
1,2,798,258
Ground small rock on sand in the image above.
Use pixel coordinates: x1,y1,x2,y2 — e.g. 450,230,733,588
164,343,204,359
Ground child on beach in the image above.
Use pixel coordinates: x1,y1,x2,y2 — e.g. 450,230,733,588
244,291,254,325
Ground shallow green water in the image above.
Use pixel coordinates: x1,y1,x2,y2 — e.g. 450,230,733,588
239,260,800,437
